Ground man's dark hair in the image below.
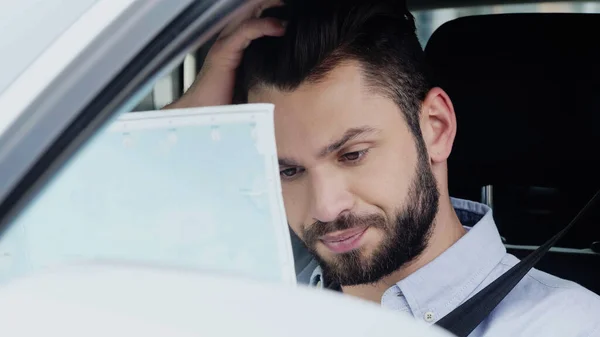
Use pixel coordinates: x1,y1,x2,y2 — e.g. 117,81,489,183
234,0,434,139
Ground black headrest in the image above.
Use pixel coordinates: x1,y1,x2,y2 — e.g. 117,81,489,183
424,13,600,189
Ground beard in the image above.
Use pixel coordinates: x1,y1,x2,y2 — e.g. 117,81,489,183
300,144,440,287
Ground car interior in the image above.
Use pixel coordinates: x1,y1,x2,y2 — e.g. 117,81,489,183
255,1,600,296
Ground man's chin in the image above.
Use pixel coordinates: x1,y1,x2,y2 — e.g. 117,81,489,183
314,251,374,282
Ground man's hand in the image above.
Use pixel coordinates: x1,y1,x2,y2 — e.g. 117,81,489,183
166,0,285,109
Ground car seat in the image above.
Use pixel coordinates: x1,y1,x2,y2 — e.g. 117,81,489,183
424,13,600,294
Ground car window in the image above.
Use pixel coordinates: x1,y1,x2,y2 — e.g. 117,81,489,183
132,55,195,112
413,1,600,46
0,0,99,95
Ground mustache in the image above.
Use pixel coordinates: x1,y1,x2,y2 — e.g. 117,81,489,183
302,213,387,247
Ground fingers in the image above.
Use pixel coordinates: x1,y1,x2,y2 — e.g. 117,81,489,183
176,0,286,107
254,0,284,18
205,17,285,70
219,0,284,37
223,17,285,51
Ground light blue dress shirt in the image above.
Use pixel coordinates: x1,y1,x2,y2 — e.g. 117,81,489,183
301,198,600,336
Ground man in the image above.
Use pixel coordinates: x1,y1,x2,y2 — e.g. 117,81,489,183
169,0,600,335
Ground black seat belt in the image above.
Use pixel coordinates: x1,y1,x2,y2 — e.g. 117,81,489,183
435,189,600,337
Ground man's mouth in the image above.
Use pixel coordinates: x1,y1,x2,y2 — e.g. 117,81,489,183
319,226,369,254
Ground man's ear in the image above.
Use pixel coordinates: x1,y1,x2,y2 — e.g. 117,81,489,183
419,87,457,164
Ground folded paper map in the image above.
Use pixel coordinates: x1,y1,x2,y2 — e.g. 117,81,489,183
0,104,296,286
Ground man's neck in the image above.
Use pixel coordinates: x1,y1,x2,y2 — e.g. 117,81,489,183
340,197,466,303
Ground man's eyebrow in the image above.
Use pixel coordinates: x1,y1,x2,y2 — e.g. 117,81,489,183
278,157,301,167
318,126,378,158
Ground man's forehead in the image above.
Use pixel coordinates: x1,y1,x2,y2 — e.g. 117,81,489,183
247,62,406,163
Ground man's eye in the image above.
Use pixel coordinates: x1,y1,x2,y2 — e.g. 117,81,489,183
341,149,368,162
280,167,300,178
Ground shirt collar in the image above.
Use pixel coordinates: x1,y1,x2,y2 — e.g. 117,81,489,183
309,198,507,317
394,198,506,320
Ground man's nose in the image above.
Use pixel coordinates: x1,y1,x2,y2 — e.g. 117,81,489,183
309,171,354,223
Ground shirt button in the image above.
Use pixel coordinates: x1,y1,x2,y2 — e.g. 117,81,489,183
424,311,435,323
